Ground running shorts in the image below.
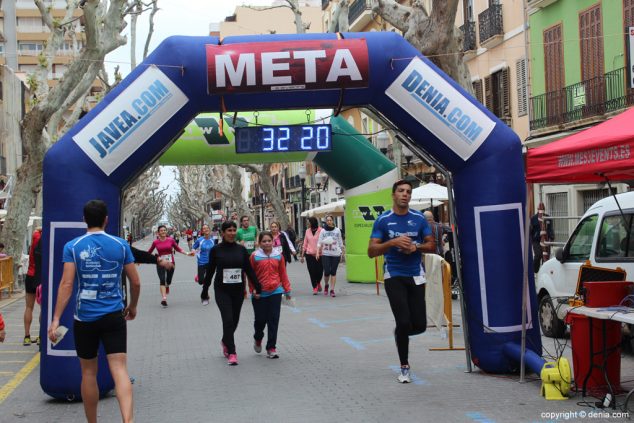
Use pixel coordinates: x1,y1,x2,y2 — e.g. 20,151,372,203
73,311,127,359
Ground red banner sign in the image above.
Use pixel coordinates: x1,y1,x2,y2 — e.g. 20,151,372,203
206,39,369,94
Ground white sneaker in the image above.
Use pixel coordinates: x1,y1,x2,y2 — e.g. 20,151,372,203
202,299,210,306
397,367,411,383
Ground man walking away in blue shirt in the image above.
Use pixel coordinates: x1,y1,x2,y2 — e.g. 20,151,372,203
49,199,140,423
367,180,436,384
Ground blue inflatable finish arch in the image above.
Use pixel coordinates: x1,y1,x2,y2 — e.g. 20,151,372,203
41,32,541,398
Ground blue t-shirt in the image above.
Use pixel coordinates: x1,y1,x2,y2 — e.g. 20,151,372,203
62,231,134,322
193,237,215,266
370,210,432,279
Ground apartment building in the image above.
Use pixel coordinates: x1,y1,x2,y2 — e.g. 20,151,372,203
0,0,103,194
457,0,529,141
526,0,632,240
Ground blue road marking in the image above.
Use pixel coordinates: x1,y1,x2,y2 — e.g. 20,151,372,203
465,412,496,423
308,315,386,328
340,336,394,351
286,302,375,314
388,365,428,385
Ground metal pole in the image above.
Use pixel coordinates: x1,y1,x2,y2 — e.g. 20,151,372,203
520,189,531,383
446,174,472,372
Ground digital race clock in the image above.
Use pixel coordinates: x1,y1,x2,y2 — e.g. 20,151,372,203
235,124,332,154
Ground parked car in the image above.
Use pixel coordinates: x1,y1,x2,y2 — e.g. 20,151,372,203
536,191,634,337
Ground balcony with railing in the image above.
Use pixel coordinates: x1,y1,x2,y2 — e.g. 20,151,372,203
459,21,477,57
529,66,634,131
348,0,372,31
478,4,503,49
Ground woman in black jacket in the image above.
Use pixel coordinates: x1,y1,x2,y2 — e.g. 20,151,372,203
203,221,262,365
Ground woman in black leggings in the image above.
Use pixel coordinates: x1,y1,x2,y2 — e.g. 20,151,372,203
203,221,261,365
300,217,323,294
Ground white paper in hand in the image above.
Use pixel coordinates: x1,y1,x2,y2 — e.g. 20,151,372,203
51,325,68,347
282,296,296,308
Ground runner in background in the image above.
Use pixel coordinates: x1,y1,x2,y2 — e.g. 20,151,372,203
148,225,193,308
202,221,262,365
23,227,42,346
300,217,323,294
316,215,345,297
236,215,258,255
192,224,215,305
186,228,193,251
269,221,295,264
248,231,291,359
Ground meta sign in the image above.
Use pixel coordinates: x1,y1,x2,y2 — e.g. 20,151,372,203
206,39,369,94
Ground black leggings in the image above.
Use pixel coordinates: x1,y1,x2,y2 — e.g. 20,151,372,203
305,254,323,288
198,265,210,298
157,266,175,286
252,294,282,350
215,288,244,355
384,277,427,366
321,255,341,277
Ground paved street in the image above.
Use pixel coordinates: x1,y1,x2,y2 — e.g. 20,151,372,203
0,237,632,422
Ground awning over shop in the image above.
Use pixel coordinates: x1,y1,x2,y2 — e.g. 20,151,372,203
300,199,346,218
526,107,634,183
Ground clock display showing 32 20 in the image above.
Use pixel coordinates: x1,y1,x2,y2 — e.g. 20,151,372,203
235,124,332,154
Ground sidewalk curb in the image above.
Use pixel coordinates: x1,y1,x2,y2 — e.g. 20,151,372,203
0,291,25,310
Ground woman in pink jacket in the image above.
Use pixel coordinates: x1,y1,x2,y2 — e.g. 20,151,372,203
300,217,323,295
148,225,192,307
249,231,291,359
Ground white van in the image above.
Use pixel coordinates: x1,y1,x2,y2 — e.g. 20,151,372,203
536,191,634,337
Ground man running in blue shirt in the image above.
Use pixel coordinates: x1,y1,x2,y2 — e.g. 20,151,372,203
49,200,140,423
368,180,436,383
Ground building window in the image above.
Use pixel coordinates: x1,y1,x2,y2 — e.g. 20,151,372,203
18,42,44,55
17,17,44,32
19,64,38,74
472,79,483,104
463,0,474,21
57,40,84,55
52,64,67,79
626,0,634,27
546,192,568,243
579,4,604,111
484,68,510,124
516,58,528,116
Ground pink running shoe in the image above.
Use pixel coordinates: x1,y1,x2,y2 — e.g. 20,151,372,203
312,287,318,295
227,354,239,365
330,290,336,298
266,348,279,359
221,341,229,358
317,283,322,292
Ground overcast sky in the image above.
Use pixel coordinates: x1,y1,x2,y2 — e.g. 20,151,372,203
108,1,278,195
105,0,276,77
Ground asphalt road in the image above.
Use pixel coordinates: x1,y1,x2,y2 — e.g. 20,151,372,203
0,237,632,422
